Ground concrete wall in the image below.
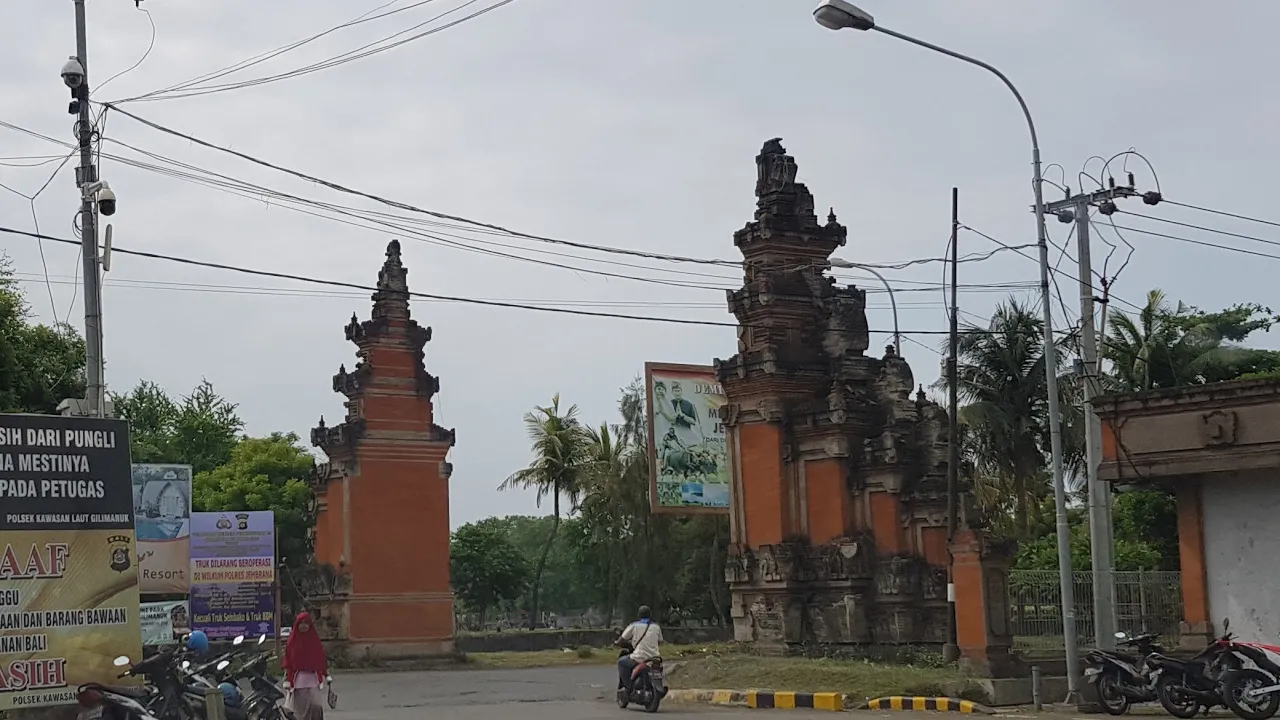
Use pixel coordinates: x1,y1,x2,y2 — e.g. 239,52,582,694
455,626,731,653
1202,472,1280,642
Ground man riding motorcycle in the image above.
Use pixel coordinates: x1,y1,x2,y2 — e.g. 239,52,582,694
615,606,663,697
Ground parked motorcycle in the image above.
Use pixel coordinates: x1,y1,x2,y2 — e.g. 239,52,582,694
1220,622,1280,720
615,643,666,713
1151,618,1240,718
1083,631,1164,715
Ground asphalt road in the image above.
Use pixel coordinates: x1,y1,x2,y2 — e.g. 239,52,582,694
326,666,837,719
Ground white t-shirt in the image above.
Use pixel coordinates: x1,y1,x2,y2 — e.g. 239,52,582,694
621,620,663,662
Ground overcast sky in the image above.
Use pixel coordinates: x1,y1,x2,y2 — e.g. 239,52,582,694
4,1,1280,528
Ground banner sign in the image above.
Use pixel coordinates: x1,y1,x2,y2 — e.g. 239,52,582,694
189,511,275,639
139,600,189,646
644,363,731,513
0,415,141,710
132,464,192,594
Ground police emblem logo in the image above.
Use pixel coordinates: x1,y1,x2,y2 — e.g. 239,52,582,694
235,513,250,530
216,515,233,530
107,534,133,573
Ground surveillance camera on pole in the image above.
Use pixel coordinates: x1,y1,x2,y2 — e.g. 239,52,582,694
61,56,87,115
87,180,117,216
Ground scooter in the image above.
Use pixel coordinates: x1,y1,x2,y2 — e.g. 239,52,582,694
1083,631,1164,715
615,643,666,714
1220,622,1280,720
1151,618,1240,718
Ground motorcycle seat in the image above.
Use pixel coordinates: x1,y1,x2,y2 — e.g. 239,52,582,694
82,683,152,699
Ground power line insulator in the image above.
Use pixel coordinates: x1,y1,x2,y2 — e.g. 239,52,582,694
1142,191,1163,206
1098,200,1118,216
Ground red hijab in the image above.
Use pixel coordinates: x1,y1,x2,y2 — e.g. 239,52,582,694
283,612,328,683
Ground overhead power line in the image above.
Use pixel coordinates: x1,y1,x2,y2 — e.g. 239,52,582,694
0,225,1050,337
1162,199,1280,231
1117,209,1280,250
1110,223,1280,263
116,0,518,104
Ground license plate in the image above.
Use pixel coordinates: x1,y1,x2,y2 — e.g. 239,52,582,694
1084,668,1101,677
78,706,104,720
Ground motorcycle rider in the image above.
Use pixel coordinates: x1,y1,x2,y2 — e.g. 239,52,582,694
615,606,663,696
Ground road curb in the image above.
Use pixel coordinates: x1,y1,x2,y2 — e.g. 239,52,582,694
665,688,847,711
863,696,996,714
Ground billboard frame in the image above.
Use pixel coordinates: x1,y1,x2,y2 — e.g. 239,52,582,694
644,361,731,515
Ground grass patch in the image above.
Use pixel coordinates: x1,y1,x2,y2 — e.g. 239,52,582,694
466,646,617,668
668,651,980,702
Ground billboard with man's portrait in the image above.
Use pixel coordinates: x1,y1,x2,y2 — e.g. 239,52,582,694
645,362,730,513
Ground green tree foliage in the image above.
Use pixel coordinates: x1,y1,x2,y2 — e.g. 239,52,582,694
498,394,591,628
0,259,86,413
487,379,729,626
450,520,531,624
193,432,316,603
1104,289,1280,391
937,299,1083,538
113,379,244,472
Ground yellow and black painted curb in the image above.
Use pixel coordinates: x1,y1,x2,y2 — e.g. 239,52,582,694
665,688,847,711
863,696,995,714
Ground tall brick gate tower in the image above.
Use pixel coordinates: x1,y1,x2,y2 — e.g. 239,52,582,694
714,140,1014,673
309,239,458,658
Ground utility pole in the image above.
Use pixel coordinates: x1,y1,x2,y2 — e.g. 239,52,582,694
944,186,960,663
72,0,106,417
1046,174,1162,650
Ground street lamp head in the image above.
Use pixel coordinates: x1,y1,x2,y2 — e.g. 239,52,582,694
814,0,875,31
829,256,856,269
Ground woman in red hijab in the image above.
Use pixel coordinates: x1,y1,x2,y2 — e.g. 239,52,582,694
282,612,330,720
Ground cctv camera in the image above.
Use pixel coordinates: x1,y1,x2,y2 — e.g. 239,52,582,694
61,56,85,89
95,182,117,217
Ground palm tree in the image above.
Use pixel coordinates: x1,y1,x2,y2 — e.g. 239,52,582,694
941,298,1082,536
498,394,591,628
1103,289,1280,391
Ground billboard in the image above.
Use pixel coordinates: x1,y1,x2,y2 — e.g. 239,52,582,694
189,511,275,640
139,600,189,647
645,363,730,513
0,414,142,711
132,464,192,594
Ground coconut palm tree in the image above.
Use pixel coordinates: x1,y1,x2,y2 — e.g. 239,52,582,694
498,394,591,628
943,298,1083,536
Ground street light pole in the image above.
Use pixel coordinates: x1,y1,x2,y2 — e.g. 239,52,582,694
813,0,1080,697
831,258,899,355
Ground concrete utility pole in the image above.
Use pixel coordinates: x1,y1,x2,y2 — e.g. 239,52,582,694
1045,176,1162,650
70,0,106,417
945,186,960,663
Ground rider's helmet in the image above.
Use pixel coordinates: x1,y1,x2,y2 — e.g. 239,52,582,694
218,682,242,707
187,630,210,652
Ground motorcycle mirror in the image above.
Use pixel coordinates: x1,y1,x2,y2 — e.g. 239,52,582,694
1223,618,1230,632
113,656,131,667
182,660,191,669
259,634,267,645
233,635,245,646
217,660,230,672
1114,631,1127,639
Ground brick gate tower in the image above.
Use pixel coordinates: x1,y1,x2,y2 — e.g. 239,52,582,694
308,239,457,658
714,140,1014,673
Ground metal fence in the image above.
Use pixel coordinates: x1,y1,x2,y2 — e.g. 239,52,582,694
1008,570,1183,655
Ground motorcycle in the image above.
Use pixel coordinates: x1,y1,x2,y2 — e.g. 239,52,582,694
1220,623,1280,720
76,652,175,720
1152,618,1240,718
1083,630,1164,715
615,643,666,713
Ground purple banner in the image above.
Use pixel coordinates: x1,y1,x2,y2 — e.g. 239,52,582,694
189,511,276,639
190,511,275,558
189,582,275,639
